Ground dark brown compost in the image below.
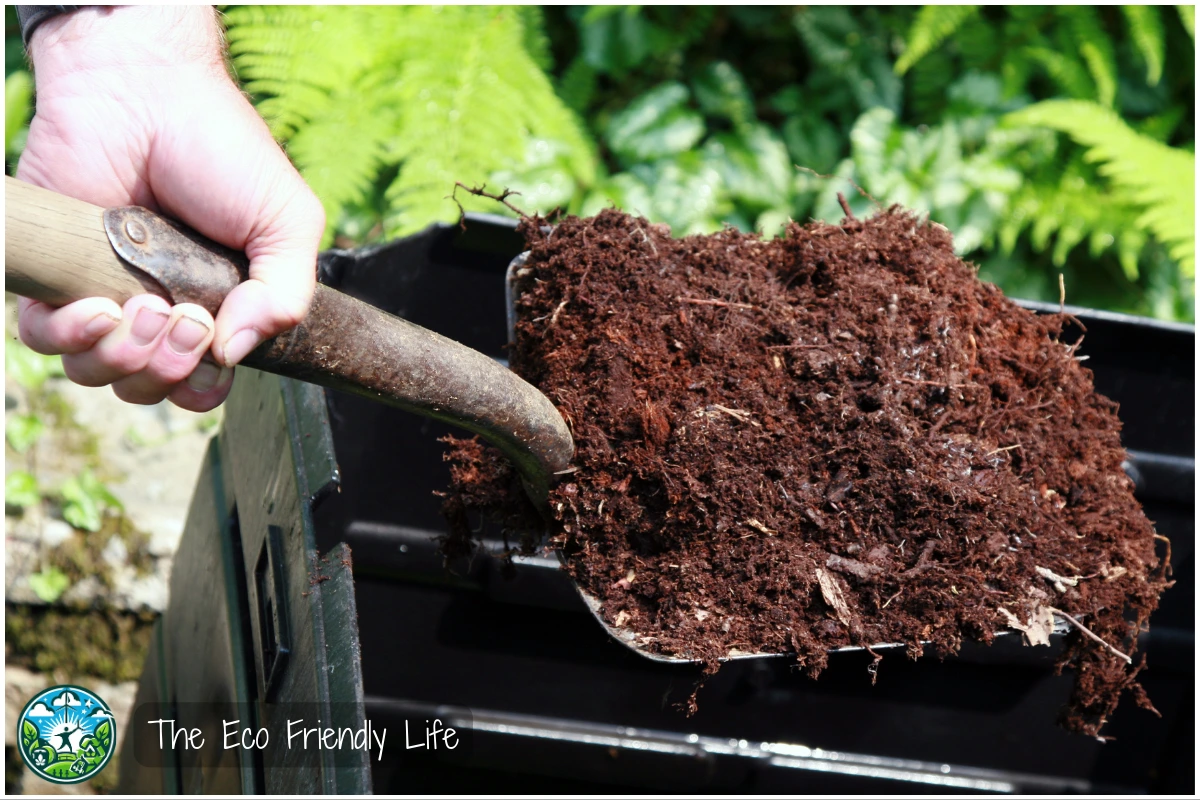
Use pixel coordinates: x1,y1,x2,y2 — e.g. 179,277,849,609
440,205,1171,738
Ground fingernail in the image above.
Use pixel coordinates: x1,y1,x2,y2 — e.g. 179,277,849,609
222,329,262,367
186,361,232,393
130,308,170,346
167,315,211,355
83,312,121,339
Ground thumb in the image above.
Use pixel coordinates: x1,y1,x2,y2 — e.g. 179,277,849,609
213,183,325,368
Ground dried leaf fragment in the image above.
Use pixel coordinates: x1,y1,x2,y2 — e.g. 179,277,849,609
815,568,853,626
998,605,1054,647
745,518,777,535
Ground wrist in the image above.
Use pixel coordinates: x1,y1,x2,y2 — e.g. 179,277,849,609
29,5,226,84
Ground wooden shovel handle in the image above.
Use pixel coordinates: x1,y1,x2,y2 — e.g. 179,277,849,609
5,176,165,306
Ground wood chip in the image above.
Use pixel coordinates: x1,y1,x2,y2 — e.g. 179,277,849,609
825,553,883,581
998,605,1054,647
745,518,777,535
815,568,853,626
1036,565,1080,593
613,610,630,628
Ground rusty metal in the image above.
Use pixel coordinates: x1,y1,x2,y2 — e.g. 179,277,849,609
102,204,573,509
104,206,249,316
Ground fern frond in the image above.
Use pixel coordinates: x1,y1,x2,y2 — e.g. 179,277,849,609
1007,100,1195,277
382,7,596,235
1023,47,1097,100
999,161,1147,279
1178,5,1194,38
1122,5,1165,85
515,6,553,72
895,5,980,75
225,6,597,245
1062,7,1117,106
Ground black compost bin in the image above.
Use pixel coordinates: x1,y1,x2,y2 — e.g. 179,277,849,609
118,215,1195,795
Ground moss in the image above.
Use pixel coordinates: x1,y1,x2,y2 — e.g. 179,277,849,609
45,513,157,589
5,605,156,683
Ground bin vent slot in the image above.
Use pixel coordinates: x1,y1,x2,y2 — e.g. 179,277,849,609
254,525,291,697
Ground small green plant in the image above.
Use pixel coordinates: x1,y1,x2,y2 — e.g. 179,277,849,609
6,413,46,454
5,338,66,391
27,566,71,604
6,470,41,510
58,470,124,533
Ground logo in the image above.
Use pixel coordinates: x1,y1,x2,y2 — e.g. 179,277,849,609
18,685,116,784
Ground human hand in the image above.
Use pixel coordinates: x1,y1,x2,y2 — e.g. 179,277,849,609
16,5,324,411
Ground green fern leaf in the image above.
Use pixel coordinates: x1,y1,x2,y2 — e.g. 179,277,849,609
381,7,596,235
1024,47,1098,101
516,6,553,72
225,6,596,245
1006,100,1194,277
1178,5,1194,38
895,5,980,75
1062,7,1117,106
1122,6,1165,85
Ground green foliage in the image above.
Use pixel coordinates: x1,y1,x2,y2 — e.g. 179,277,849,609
7,413,46,454
6,339,66,391
815,100,1023,255
58,470,123,533
895,5,979,75
1007,100,1194,277
6,70,32,161
212,5,1191,321
604,82,704,164
1178,5,1194,38
867,4,1192,319
1123,5,1166,85
224,5,595,244
6,470,41,509
28,566,71,604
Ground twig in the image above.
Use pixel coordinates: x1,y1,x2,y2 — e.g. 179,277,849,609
677,296,756,310
896,377,978,389
837,192,854,220
986,444,1022,456
1048,607,1132,664
448,182,527,230
1154,533,1172,577
706,404,759,426
795,166,881,209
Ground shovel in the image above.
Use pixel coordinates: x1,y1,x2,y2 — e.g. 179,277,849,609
5,178,1064,664
4,177,572,511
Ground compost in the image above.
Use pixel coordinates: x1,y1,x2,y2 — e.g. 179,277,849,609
440,203,1171,738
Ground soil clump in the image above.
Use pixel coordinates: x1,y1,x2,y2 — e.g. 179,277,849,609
441,204,1171,737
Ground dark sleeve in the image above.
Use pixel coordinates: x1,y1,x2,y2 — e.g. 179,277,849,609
15,6,81,46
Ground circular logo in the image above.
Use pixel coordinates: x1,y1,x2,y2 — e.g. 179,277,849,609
17,685,116,784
